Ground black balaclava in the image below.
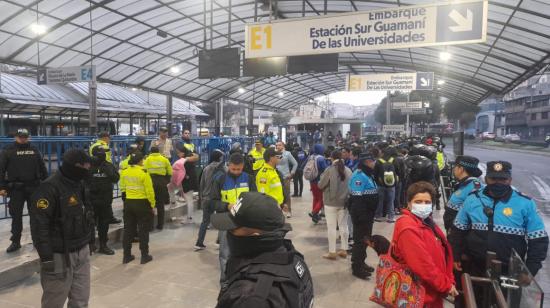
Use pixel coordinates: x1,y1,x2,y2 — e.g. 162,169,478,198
227,229,287,257
60,149,90,181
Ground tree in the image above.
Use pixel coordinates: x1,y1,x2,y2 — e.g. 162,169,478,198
444,101,480,126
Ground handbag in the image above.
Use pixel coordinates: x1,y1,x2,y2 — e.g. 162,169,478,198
370,243,425,308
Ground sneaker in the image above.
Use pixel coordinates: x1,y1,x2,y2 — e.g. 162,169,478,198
286,212,292,218
140,254,153,264
386,218,396,223
122,255,135,264
109,217,122,224
374,217,385,222
6,242,21,253
98,245,115,255
322,252,338,260
156,225,163,230
364,264,375,273
352,270,371,280
337,249,348,258
194,244,206,251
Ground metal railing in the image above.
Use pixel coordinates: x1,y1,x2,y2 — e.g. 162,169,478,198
0,135,253,220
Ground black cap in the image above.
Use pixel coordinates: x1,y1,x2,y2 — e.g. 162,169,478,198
91,145,107,157
63,149,91,166
455,155,483,178
254,139,262,144
128,152,144,165
98,131,110,138
486,161,512,179
15,128,29,137
210,192,285,231
263,147,282,161
358,152,375,163
159,127,168,132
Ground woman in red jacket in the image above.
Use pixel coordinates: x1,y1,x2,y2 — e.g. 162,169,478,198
392,181,458,308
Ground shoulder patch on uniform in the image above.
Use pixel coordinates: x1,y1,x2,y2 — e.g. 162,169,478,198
473,180,481,189
295,260,305,279
503,207,513,216
68,195,79,206
259,178,267,184
355,180,362,186
36,199,49,210
516,191,532,200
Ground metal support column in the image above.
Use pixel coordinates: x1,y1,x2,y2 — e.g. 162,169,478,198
89,81,98,136
129,114,134,136
386,91,391,137
167,95,173,137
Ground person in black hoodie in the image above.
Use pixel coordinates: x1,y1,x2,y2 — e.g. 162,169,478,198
0,128,48,253
29,149,95,308
87,146,120,255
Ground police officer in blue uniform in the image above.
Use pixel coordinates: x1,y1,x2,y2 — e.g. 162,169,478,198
348,153,379,280
443,155,483,233
449,161,548,280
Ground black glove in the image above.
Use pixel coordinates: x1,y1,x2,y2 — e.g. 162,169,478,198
121,192,126,202
41,260,55,273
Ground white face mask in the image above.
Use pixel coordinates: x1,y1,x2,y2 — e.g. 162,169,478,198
411,203,432,219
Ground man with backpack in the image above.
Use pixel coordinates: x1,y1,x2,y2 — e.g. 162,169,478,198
373,146,399,223
304,144,329,223
291,144,307,197
211,192,314,308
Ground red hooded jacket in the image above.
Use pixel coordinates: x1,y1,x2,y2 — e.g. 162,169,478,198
392,210,455,308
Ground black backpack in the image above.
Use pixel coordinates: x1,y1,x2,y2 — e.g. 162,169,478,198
217,240,314,308
404,155,435,184
377,157,397,187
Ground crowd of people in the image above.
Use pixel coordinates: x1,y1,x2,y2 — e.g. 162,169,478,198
0,127,547,308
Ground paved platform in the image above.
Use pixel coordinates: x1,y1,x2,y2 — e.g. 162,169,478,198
0,181,544,307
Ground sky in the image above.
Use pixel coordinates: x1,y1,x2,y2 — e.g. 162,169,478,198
322,91,387,106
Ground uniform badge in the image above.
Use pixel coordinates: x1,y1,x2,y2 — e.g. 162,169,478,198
503,207,513,216
36,199,49,210
474,181,481,189
456,190,462,196
260,178,267,184
68,195,79,206
355,181,362,186
494,163,503,171
295,260,305,279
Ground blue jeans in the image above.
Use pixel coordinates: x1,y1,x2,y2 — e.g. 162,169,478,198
218,230,230,287
195,199,213,246
376,186,395,220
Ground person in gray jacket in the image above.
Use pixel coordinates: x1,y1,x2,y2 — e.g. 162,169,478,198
318,150,352,260
275,141,298,218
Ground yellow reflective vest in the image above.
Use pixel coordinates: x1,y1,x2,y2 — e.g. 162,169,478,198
220,172,252,205
437,151,445,171
119,165,155,207
90,140,112,163
249,147,266,171
143,153,172,176
256,163,284,205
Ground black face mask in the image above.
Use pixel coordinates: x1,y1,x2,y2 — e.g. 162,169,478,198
15,142,30,149
227,230,285,257
60,163,90,182
486,183,512,199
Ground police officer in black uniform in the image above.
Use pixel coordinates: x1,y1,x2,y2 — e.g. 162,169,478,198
86,146,119,255
0,128,48,253
29,149,95,308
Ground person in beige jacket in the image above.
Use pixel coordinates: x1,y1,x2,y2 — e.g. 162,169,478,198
318,150,352,260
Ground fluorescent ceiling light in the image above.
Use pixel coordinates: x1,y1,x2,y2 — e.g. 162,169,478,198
437,80,446,85
439,52,451,61
238,87,246,94
170,66,180,74
278,91,284,98
30,23,47,35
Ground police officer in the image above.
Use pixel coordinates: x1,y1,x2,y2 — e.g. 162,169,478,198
211,153,257,286
143,146,172,230
120,152,155,264
29,149,94,308
449,161,549,279
89,131,112,163
443,155,483,233
86,146,119,255
256,148,285,208
348,153,379,280
248,139,266,174
0,128,48,253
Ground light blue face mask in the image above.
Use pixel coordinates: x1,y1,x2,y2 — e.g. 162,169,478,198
411,203,432,219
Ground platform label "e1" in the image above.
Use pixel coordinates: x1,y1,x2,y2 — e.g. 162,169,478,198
249,25,272,50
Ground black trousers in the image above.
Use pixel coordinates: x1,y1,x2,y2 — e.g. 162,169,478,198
349,199,377,272
151,175,169,228
293,170,304,196
91,194,113,243
8,186,37,243
123,199,152,256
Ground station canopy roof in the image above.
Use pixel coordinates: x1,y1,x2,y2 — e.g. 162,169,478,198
0,0,549,111
0,73,207,117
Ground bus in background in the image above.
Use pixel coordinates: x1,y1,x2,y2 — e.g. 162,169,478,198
427,123,455,136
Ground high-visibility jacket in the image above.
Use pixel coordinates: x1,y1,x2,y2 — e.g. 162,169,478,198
256,163,284,205
143,153,172,176
221,172,252,205
249,147,266,171
437,151,445,171
90,140,112,163
119,156,130,171
119,165,155,207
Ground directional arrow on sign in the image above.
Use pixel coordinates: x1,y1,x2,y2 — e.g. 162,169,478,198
449,9,473,32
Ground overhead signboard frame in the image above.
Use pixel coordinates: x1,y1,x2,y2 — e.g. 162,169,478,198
392,101,423,109
37,65,96,85
245,0,488,58
346,72,434,91
383,124,405,132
